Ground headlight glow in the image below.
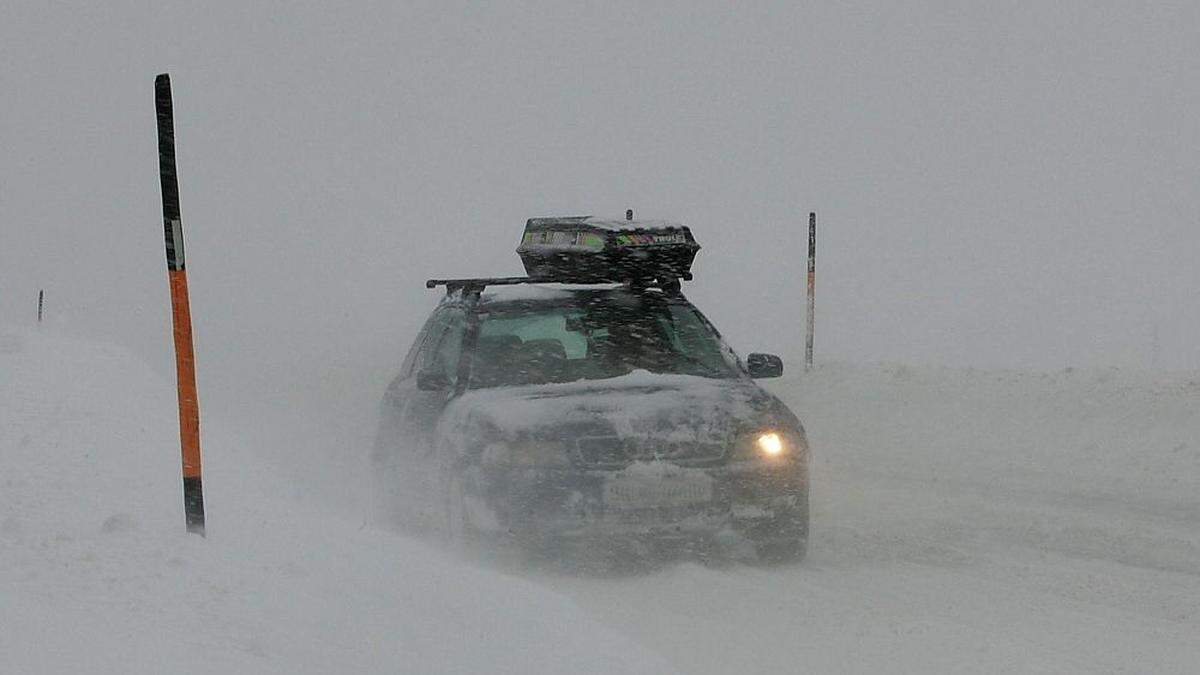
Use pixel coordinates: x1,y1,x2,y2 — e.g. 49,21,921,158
756,432,784,457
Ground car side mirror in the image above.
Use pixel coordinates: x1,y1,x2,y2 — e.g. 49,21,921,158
746,353,783,378
417,369,451,391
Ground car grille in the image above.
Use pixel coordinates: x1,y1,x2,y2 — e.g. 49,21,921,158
575,436,727,468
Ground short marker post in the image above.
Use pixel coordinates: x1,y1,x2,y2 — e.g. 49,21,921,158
37,290,44,323
155,73,206,536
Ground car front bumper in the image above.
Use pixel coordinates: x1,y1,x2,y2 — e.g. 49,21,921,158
465,459,808,548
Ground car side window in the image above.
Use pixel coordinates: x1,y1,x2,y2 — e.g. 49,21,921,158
399,316,438,379
417,308,466,385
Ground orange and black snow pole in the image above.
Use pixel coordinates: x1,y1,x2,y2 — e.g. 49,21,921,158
155,74,205,536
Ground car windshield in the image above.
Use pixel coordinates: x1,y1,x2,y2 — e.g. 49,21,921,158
468,293,737,388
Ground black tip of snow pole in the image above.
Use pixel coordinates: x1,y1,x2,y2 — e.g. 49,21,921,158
184,476,206,536
155,74,171,104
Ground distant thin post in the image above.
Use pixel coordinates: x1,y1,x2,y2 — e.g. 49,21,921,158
806,212,815,370
37,290,44,323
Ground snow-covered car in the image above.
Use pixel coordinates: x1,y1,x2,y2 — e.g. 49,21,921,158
372,217,809,564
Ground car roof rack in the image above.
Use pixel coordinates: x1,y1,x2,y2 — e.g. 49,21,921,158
425,276,684,293
425,276,550,292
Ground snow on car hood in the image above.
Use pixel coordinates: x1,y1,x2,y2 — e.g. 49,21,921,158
438,370,792,446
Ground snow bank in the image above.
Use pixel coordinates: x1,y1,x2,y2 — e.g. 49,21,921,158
0,327,677,674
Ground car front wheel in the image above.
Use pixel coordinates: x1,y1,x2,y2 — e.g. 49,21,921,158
748,490,809,565
754,536,808,564
443,472,471,546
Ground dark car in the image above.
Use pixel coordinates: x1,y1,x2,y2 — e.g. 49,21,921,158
372,278,810,564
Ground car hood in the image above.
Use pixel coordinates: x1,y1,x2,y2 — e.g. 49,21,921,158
438,370,799,449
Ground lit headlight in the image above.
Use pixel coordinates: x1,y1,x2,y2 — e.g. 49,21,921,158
756,432,785,457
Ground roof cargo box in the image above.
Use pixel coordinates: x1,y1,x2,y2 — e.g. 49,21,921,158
516,216,700,283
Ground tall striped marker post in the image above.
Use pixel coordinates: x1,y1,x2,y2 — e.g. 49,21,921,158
155,74,206,536
806,212,816,371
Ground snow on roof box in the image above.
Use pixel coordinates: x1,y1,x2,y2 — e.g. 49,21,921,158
516,216,701,283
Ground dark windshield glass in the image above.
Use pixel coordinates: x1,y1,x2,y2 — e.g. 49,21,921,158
469,294,736,388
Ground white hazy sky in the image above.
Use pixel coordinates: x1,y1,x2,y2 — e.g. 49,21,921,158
3,1,1198,377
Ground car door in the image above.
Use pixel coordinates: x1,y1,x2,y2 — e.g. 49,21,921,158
391,306,467,519
372,311,434,525
375,311,437,462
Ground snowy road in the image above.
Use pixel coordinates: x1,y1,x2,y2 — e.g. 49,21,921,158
4,329,1198,673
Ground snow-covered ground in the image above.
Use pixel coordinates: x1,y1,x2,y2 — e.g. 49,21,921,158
3,327,1198,673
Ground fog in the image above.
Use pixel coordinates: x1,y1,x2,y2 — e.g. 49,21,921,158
3,2,1198,379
